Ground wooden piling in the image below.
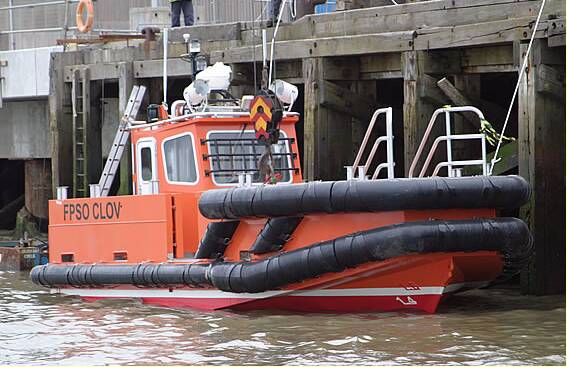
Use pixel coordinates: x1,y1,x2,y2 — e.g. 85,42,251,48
518,39,566,294
118,62,135,196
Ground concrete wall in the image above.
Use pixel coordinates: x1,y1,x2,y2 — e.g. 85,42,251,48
0,100,50,159
0,46,62,99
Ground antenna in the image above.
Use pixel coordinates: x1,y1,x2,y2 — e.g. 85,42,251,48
162,27,169,106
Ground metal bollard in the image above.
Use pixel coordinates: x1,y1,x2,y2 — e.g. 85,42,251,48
245,173,253,186
89,184,101,198
56,186,69,200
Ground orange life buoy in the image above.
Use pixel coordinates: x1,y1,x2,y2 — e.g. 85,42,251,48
76,0,94,33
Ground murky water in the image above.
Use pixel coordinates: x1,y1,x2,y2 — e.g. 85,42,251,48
0,271,564,365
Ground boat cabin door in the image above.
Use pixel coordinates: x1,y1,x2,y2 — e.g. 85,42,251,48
136,138,158,195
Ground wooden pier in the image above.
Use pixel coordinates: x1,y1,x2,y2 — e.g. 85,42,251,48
49,0,565,294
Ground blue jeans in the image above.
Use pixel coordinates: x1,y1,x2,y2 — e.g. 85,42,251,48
269,0,282,22
171,0,194,27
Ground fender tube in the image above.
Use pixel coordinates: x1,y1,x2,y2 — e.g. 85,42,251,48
198,176,531,219
250,216,303,254
31,262,211,288
195,221,240,259
31,218,532,292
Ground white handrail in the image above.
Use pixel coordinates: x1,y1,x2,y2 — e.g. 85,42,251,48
408,106,485,178
418,134,487,177
432,160,487,177
350,107,394,180
364,136,388,178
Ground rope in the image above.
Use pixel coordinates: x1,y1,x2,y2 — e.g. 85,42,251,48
489,0,547,175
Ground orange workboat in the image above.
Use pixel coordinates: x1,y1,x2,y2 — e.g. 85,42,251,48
31,60,532,313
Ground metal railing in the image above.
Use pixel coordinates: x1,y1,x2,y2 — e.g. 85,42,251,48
0,0,141,50
408,106,489,178
346,107,395,180
0,0,79,48
0,0,79,11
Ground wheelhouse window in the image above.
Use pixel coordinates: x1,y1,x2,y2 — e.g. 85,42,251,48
163,134,198,184
140,147,153,181
206,131,293,185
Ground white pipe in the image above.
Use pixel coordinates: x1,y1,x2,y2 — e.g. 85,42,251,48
163,27,169,106
385,108,395,179
481,135,488,176
445,110,453,177
262,29,267,68
131,140,136,195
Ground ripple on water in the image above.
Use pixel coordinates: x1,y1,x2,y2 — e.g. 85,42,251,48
0,271,565,365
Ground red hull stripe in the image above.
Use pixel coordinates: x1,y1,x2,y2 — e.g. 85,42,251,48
142,294,445,313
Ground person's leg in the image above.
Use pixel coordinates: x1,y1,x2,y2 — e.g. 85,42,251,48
269,0,282,23
171,1,181,27
182,0,194,26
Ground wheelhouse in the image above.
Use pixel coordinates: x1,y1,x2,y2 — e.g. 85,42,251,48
130,114,302,196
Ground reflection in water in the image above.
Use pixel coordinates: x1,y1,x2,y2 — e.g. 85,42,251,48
0,271,564,365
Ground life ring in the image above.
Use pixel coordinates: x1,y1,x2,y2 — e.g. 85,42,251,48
76,0,94,33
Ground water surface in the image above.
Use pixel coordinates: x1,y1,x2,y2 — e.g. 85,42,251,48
0,271,564,365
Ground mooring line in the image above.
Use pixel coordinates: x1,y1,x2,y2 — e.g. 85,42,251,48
489,0,547,174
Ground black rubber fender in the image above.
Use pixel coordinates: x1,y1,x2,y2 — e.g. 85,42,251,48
250,216,303,254
194,221,240,259
31,217,532,293
198,176,531,219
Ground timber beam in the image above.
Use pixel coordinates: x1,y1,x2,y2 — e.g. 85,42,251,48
437,77,507,127
64,59,192,81
319,80,376,122
239,0,564,45
219,0,564,64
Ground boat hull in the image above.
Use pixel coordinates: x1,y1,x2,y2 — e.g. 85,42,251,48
51,251,501,313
